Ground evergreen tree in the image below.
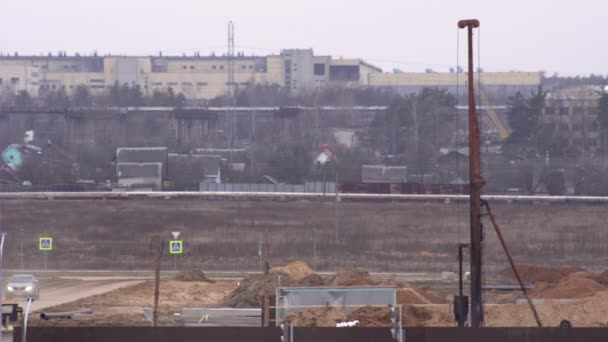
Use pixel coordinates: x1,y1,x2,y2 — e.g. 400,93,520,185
72,85,92,106
14,90,32,106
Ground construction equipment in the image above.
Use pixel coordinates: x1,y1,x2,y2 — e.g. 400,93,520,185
479,88,509,140
458,18,485,328
2,303,23,331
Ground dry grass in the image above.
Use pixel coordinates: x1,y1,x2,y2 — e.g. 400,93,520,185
1,199,607,272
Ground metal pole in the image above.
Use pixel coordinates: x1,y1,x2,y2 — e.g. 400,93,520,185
0,233,5,342
458,18,484,328
457,243,469,328
334,163,340,243
312,238,317,272
43,253,47,271
22,297,34,342
258,232,262,273
20,228,24,270
483,200,543,327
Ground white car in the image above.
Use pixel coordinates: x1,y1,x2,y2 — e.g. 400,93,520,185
6,275,40,300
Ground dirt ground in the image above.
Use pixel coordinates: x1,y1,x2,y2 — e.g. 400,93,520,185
29,279,237,326
20,263,608,328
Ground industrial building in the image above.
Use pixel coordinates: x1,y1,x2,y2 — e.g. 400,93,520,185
543,85,604,154
0,49,540,101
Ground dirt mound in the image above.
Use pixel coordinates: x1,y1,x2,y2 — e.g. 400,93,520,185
271,260,314,282
223,273,296,308
298,273,325,287
283,307,347,327
531,272,605,299
598,270,608,286
403,305,454,327
397,288,430,304
499,265,584,284
174,270,215,283
328,266,380,286
346,306,391,327
416,287,447,304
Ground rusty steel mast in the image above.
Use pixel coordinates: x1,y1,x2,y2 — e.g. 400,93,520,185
458,18,485,328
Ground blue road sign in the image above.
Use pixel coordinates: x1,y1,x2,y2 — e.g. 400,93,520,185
169,240,183,254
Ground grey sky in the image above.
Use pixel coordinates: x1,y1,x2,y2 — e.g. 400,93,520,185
3,0,606,76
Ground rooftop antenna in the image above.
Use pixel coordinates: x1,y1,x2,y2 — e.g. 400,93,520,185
458,18,484,328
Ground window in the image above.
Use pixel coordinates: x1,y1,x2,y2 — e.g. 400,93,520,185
249,65,253,69
314,63,326,76
181,82,193,86
0,78,3,85
167,82,178,86
220,65,224,69
183,65,187,69
196,82,208,86
241,65,246,69
212,65,217,69
90,79,105,83
190,65,195,69
240,82,250,86
31,72,39,77
329,65,360,81
90,85,105,89
151,82,163,86
11,77,19,85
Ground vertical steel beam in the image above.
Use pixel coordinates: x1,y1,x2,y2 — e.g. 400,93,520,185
458,18,485,328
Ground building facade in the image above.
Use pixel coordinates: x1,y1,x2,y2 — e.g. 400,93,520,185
0,49,541,101
543,85,603,154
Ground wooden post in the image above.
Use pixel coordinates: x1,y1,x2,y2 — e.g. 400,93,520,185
152,236,163,327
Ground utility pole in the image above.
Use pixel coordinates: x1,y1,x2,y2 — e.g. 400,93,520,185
20,228,24,269
152,236,163,327
458,18,485,328
227,21,236,165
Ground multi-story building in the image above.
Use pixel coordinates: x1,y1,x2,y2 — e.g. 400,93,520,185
0,49,380,101
0,49,541,101
543,85,603,154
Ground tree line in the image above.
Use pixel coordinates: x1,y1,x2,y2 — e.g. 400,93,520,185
2,82,187,108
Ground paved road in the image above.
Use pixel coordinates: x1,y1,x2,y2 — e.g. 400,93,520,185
29,279,144,312
3,278,143,341
4,269,446,282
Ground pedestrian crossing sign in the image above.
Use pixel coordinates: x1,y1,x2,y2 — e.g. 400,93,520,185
39,237,53,251
169,240,183,254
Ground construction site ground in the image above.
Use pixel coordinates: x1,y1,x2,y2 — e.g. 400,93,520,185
3,263,608,333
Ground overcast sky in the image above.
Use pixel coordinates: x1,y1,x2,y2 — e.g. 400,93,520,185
2,0,606,76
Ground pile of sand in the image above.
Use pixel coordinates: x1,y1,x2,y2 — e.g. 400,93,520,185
397,288,431,305
531,272,606,299
174,270,215,283
498,265,584,284
283,306,393,328
597,270,608,286
327,266,380,286
283,307,348,327
223,272,296,308
346,306,391,327
485,290,608,327
396,287,446,305
403,305,453,327
271,260,314,282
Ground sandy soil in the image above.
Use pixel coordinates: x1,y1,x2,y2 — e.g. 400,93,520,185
29,279,237,326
